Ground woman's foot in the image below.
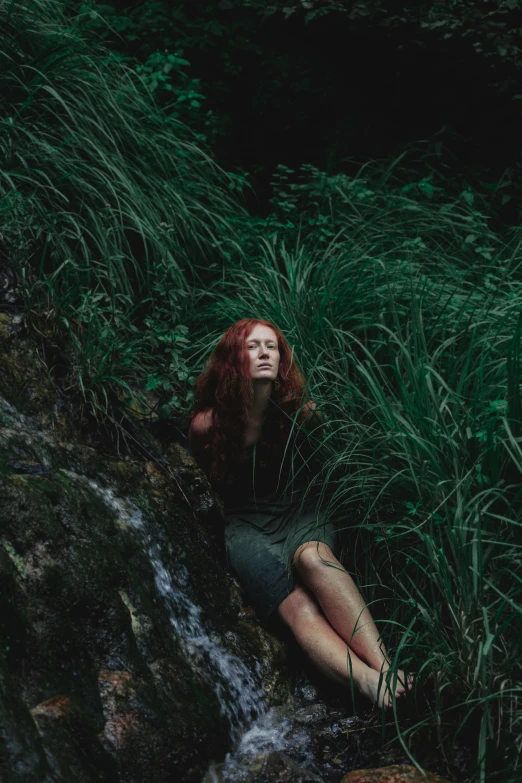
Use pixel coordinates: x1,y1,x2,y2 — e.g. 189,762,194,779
357,668,403,709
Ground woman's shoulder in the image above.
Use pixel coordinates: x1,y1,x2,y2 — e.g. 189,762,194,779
190,407,214,435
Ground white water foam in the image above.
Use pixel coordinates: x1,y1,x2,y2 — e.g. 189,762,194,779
206,701,316,782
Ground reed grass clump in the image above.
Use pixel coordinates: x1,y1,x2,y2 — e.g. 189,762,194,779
0,0,246,418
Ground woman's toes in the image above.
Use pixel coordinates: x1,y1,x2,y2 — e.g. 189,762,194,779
380,685,396,709
393,669,413,693
379,689,392,709
362,668,414,709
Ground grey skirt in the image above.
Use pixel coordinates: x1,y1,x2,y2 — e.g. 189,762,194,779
224,493,338,621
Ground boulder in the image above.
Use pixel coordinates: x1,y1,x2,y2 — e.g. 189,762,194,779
340,764,452,783
0,319,290,782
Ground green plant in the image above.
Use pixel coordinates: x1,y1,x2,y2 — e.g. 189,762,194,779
0,0,246,420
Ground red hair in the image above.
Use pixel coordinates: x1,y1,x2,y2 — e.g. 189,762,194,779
187,318,310,486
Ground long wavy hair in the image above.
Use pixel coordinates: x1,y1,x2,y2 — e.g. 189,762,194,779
187,318,310,486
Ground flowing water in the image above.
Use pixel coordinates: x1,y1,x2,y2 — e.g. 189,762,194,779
64,473,267,744
204,700,319,782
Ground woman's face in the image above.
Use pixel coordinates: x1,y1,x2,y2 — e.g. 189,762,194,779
245,325,280,382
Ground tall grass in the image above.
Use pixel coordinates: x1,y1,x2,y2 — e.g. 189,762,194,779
185,159,522,781
0,0,247,418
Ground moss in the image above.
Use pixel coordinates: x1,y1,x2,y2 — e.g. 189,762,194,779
133,494,151,511
105,461,141,481
0,313,11,343
0,475,57,540
118,590,145,640
0,337,78,442
16,475,60,506
54,472,75,492
0,408,14,426
0,595,29,672
0,460,14,477
1,539,27,577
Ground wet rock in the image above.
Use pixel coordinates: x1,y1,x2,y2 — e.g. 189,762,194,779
7,460,53,477
0,328,290,781
0,446,282,779
0,311,10,337
250,751,324,782
0,647,52,783
0,328,76,441
0,266,22,306
207,663,436,783
30,694,116,782
340,765,452,783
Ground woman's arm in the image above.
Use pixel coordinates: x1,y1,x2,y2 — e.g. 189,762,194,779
188,409,213,470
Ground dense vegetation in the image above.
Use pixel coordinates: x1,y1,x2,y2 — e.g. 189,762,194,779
2,1,522,781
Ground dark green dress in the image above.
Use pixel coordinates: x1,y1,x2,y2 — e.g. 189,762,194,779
213,411,338,621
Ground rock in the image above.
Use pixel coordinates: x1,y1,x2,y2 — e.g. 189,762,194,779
340,764,452,783
30,694,116,782
0,328,290,781
0,329,77,441
0,311,10,338
0,646,53,783
250,751,324,782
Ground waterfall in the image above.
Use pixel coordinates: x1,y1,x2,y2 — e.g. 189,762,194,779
64,473,266,743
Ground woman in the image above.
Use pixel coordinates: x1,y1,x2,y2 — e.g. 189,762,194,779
188,318,410,709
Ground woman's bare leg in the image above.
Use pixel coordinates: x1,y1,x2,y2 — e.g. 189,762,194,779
293,541,412,694
277,585,402,708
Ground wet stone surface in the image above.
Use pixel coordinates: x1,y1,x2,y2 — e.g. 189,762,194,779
203,662,464,783
0,322,290,782
340,766,452,783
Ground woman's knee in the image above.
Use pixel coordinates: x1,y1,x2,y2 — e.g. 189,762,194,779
292,540,336,577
